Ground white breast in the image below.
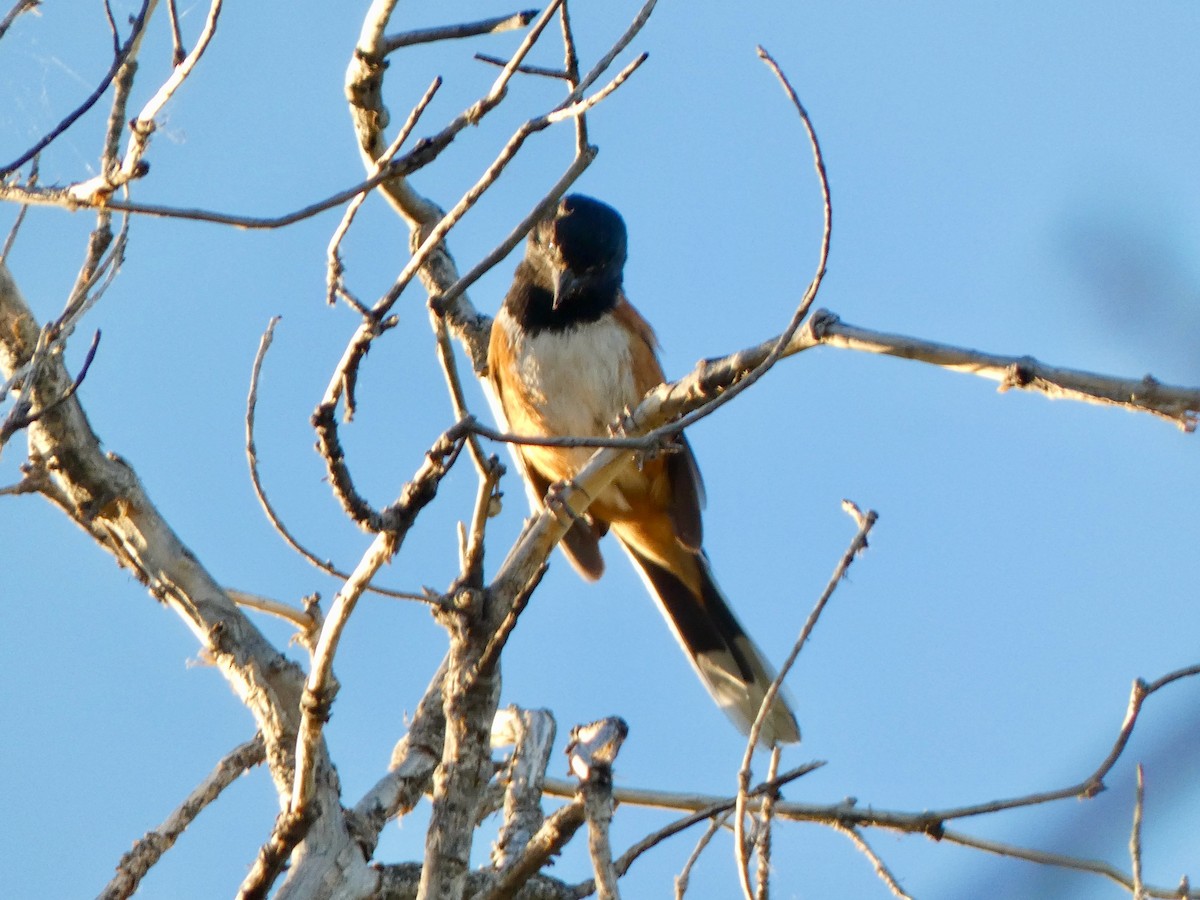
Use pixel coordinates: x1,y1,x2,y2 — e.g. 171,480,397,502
501,309,639,438
491,308,644,514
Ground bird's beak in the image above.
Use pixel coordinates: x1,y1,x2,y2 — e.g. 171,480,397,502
552,269,579,310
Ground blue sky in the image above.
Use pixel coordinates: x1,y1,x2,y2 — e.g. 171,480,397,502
3,2,1200,898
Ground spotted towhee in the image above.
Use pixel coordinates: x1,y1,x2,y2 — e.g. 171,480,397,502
488,195,800,746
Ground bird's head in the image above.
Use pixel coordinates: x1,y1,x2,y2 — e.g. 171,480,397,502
527,194,628,311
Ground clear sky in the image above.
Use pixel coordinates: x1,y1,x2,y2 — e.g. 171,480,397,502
3,2,1200,898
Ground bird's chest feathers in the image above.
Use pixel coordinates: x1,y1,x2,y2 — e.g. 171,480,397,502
504,314,637,437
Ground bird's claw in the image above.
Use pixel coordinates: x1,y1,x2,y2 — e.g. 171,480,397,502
546,479,590,527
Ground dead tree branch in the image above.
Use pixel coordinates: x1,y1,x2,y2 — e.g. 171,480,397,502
99,735,266,900
0,0,153,175
382,9,538,53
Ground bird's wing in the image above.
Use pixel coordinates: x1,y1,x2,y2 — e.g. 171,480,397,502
613,295,705,550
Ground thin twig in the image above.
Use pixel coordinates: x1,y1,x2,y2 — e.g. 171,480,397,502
291,429,465,812
752,747,782,900
0,0,154,175
735,502,876,897
243,318,428,601
940,827,1196,900
382,9,538,53
645,45,832,447
1131,764,1146,900
326,76,442,308
558,1,587,153
0,156,36,266
102,0,225,199
0,0,39,42
432,312,491,471
474,53,570,80
367,40,642,325
563,764,824,899
460,454,504,586
674,813,729,899
547,664,1200,900
427,150,596,327
0,330,100,446
166,0,185,65
565,0,656,104
471,560,547,684
0,156,446,229
833,823,915,900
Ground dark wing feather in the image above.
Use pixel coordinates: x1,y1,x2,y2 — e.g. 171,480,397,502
613,295,705,551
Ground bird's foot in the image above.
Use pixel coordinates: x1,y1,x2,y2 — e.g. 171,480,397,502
545,479,591,527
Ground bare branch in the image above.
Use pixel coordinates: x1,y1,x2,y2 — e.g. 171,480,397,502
475,800,587,900
674,813,729,899
752,747,782,900
432,312,493,473
550,663,1200,898
582,779,620,900
0,156,450,229
236,806,315,900
0,0,153,175
544,762,823,816
0,0,39,42
644,45,832,444
0,155,36,266
418,596,503,898
350,660,448,856
474,53,570,80
382,9,539,53
70,0,226,204
1131,764,1146,900
566,0,656,104
243,317,428,602
562,764,823,899
100,735,266,900
226,589,316,634
940,828,1195,900
732,502,875,895
427,149,596,348
326,76,442,308
799,310,1200,431
0,329,99,449
472,560,546,685
558,1,588,153
235,421,461,899
491,708,557,869
292,428,466,812
832,824,914,900
0,263,375,893
166,0,185,65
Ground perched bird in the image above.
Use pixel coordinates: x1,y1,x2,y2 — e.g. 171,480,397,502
487,195,800,746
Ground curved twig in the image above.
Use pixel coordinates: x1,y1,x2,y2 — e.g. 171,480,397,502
243,317,428,602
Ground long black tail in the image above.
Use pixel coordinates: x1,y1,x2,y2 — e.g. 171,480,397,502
619,538,800,746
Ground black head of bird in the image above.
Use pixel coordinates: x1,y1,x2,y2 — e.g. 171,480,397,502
527,194,628,313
